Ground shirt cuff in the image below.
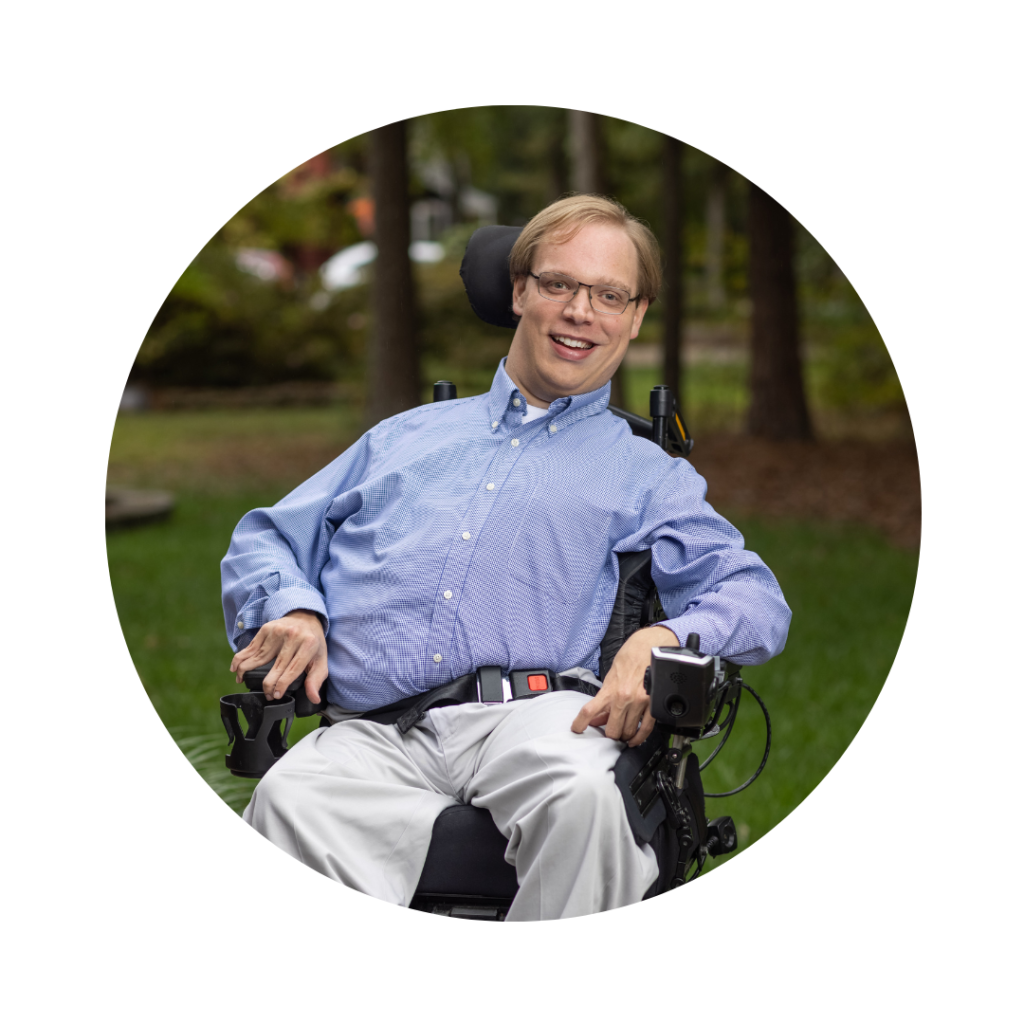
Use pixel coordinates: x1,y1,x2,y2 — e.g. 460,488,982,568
660,612,728,659
230,588,330,649
660,609,784,666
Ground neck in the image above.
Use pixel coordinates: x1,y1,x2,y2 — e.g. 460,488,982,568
503,359,552,409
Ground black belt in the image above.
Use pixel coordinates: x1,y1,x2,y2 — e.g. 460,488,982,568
358,666,600,734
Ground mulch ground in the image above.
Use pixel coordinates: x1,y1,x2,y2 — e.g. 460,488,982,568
687,436,921,549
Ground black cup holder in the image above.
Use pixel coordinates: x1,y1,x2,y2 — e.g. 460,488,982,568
220,692,295,778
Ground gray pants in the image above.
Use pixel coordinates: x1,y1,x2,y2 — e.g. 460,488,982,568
243,690,659,921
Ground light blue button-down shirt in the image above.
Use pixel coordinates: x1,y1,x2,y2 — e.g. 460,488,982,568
221,360,791,711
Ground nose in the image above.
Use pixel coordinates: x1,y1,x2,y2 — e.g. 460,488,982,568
563,285,594,322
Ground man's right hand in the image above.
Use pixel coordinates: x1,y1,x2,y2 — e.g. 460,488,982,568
229,610,328,705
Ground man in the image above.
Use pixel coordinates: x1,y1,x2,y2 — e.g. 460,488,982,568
222,194,791,920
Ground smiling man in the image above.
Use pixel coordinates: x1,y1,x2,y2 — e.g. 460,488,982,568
222,194,790,920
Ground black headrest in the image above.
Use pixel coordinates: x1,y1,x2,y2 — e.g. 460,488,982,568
459,225,523,330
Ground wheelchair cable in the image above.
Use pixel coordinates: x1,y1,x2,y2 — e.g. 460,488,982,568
698,694,740,771
703,682,772,798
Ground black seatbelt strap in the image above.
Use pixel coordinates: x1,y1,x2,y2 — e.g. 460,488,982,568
351,667,601,735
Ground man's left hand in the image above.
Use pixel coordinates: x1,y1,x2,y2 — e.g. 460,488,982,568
571,624,679,747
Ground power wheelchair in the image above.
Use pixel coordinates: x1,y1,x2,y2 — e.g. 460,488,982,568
219,225,771,920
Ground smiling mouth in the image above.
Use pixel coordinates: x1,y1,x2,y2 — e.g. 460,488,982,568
552,335,594,351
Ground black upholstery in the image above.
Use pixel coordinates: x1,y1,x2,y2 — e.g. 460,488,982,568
599,550,660,678
414,805,519,901
458,225,522,329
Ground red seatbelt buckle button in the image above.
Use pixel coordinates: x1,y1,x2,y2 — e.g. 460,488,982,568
510,669,554,699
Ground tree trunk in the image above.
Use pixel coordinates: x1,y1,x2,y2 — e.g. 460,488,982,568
568,110,624,404
661,135,685,410
546,108,570,204
705,161,727,311
366,120,420,427
747,182,813,440
568,110,606,194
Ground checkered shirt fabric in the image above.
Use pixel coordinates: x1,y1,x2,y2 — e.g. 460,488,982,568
221,360,791,711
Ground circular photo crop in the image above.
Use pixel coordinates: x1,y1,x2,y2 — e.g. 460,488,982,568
106,106,919,921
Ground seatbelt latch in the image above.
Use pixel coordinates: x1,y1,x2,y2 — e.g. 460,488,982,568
510,669,554,699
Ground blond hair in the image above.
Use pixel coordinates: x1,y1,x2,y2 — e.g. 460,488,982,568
508,194,661,302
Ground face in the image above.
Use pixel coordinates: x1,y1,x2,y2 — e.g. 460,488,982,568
505,221,649,407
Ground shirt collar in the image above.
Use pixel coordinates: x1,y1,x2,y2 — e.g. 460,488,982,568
486,358,612,430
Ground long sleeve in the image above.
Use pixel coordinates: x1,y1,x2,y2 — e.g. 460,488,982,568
635,457,791,665
218,361,792,709
220,431,373,652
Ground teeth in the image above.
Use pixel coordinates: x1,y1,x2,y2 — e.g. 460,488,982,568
554,336,593,350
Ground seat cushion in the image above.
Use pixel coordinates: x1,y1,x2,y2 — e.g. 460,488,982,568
414,804,519,899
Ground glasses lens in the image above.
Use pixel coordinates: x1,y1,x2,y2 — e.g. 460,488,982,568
537,273,576,302
591,286,630,314
537,273,630,313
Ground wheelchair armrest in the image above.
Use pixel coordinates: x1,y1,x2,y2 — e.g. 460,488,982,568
241,662,326,717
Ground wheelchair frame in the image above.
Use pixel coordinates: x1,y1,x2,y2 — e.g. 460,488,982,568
219,222,770,918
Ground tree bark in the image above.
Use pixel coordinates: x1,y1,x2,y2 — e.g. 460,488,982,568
568,110,606,194
366,120,420,427
705,161,727,311
546,108,570,204
747,182,813,440
568,110,624,404
661,135,685,410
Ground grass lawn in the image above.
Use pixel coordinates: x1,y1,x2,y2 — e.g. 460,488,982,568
106,405,918,875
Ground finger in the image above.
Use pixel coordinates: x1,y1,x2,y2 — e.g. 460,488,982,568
274,651,313,700
628,711,657,748
234,645,274,688
263,652,291,699
267,635,319,699
571,695,607,734
603,696,635,741
262,631,306,697
229,636,259,674
233,625,279,684
305,649,329,704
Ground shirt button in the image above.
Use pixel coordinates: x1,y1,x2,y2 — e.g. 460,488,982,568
433,654,443,663
549,424,557,433
462,531,471,540
444,590,452,600
492,421,498,429
511,438,519,447
237,620,244,629
513,398,521,407
486,483,495,491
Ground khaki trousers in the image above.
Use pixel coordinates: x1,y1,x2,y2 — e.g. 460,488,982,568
243,690,659,921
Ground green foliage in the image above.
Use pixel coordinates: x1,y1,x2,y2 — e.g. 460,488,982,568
413,106,571,223
134,152,365,388
135,243,369,386
603,115,664,224
414,249,517,394
797,226,904,411
127,106,907,426
222,165,361,254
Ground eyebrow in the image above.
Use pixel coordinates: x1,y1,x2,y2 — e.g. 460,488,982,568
541,269,633,292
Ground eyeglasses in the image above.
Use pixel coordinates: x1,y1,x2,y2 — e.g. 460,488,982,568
528,272,640,316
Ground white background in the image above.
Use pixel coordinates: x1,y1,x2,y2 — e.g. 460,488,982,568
3,1,1021,1020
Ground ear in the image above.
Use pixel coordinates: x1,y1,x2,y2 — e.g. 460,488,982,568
511,275,528,317
628,297,650,341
